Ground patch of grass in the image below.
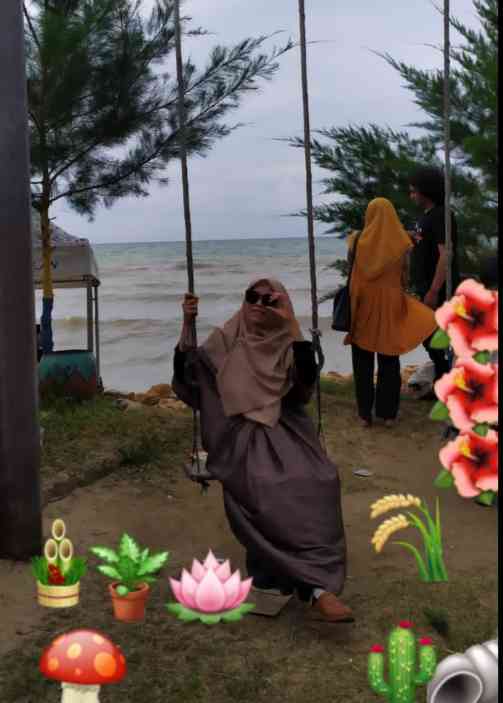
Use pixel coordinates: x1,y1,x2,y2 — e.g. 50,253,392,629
118,432,165,467
319,375,354,398
40,394,192,489
13,384,494,703
423,606,450,638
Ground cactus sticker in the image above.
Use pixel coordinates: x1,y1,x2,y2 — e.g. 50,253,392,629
368,621,437,702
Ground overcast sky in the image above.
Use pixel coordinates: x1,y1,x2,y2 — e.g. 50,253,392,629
50,0,480,243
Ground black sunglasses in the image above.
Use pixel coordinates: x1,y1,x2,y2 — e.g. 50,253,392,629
245,289,277,307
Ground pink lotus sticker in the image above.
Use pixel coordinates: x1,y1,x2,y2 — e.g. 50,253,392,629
166,550,254,624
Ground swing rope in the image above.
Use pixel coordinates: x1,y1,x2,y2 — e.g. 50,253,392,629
175,0,327,488
298,0,326,446
174,0,209,493
442,0,456,440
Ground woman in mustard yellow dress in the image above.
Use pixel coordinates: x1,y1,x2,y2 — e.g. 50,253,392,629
344,198,437,427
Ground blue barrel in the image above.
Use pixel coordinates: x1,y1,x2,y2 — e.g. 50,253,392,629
39,350,98,400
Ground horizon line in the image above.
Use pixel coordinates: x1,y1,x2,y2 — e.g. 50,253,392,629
90,233,341,245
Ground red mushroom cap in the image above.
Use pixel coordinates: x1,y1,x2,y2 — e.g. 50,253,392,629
40,630,126,686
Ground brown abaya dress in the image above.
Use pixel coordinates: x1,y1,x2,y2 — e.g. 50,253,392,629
172,341,347,600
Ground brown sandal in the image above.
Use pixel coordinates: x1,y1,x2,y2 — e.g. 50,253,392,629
310,593,354,623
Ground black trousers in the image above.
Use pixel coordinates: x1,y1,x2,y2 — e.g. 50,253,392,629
423,331,451,382
351,344,401,422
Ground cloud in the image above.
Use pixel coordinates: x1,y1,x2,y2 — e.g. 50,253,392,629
50,0,479,243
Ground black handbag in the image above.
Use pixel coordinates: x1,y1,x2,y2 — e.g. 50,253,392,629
331,233,360,332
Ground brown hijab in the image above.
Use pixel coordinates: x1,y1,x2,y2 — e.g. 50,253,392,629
201,278,301,428
348,197,412,281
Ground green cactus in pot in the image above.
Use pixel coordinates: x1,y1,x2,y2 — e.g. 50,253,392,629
368,621,437,703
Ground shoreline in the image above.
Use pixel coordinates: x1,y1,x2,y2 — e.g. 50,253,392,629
103,363,426,410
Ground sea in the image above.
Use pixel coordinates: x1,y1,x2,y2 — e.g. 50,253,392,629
35,237,429,392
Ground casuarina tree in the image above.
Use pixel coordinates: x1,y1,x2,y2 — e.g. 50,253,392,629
285,0,497,279
25,0,292,350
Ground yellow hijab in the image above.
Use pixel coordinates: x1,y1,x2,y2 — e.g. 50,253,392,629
348,198,412,281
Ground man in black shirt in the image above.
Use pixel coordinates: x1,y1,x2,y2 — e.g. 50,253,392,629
408,167,460,383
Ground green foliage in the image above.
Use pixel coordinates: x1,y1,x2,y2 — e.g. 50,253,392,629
31,556,86,585
166,602,255,625
423,606,450,638
285,0,497,276
430,329,451,349
90,533,169,594
434,469,455,489
430,400,450,422
25,0,293,218
475,490,496,506
118,432,165,466
474,350,492,364
393,499,448,583
31,556,50,585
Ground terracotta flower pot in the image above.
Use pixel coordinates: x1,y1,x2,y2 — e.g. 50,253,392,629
108,582,150,622
37,581,80,608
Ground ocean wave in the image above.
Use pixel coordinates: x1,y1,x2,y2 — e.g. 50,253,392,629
125,351,173,365
100,291,227,304
171,261,223,271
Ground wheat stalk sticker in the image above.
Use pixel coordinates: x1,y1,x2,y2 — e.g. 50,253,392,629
370,494,448,583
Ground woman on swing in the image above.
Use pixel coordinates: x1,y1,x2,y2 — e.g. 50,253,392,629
173,277,352,623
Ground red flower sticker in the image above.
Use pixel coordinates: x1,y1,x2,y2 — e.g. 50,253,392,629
419,637,433,646
439,430,498,497
435,279,498,358
434,358,498,432
370,645,385,653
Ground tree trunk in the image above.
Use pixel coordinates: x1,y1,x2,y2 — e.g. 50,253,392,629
0,0,42,560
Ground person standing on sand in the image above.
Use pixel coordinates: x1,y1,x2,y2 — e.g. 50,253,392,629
408,167,460,386
172,277,353,624
343,198,437,428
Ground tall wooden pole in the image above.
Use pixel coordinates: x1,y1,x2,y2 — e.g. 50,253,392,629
0,0,43,559
297,0,319,332
174,0,196,315
298,0,324,440
174,0,206,484
443,0,453,299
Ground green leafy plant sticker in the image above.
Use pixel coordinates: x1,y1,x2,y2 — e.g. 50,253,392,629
473,423,490,437
90,534,169,595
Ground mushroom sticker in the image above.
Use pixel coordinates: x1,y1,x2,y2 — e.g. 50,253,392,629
40,630,126,702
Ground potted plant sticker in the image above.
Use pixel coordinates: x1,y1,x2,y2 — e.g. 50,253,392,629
90,533,169,622
32,519,87,608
